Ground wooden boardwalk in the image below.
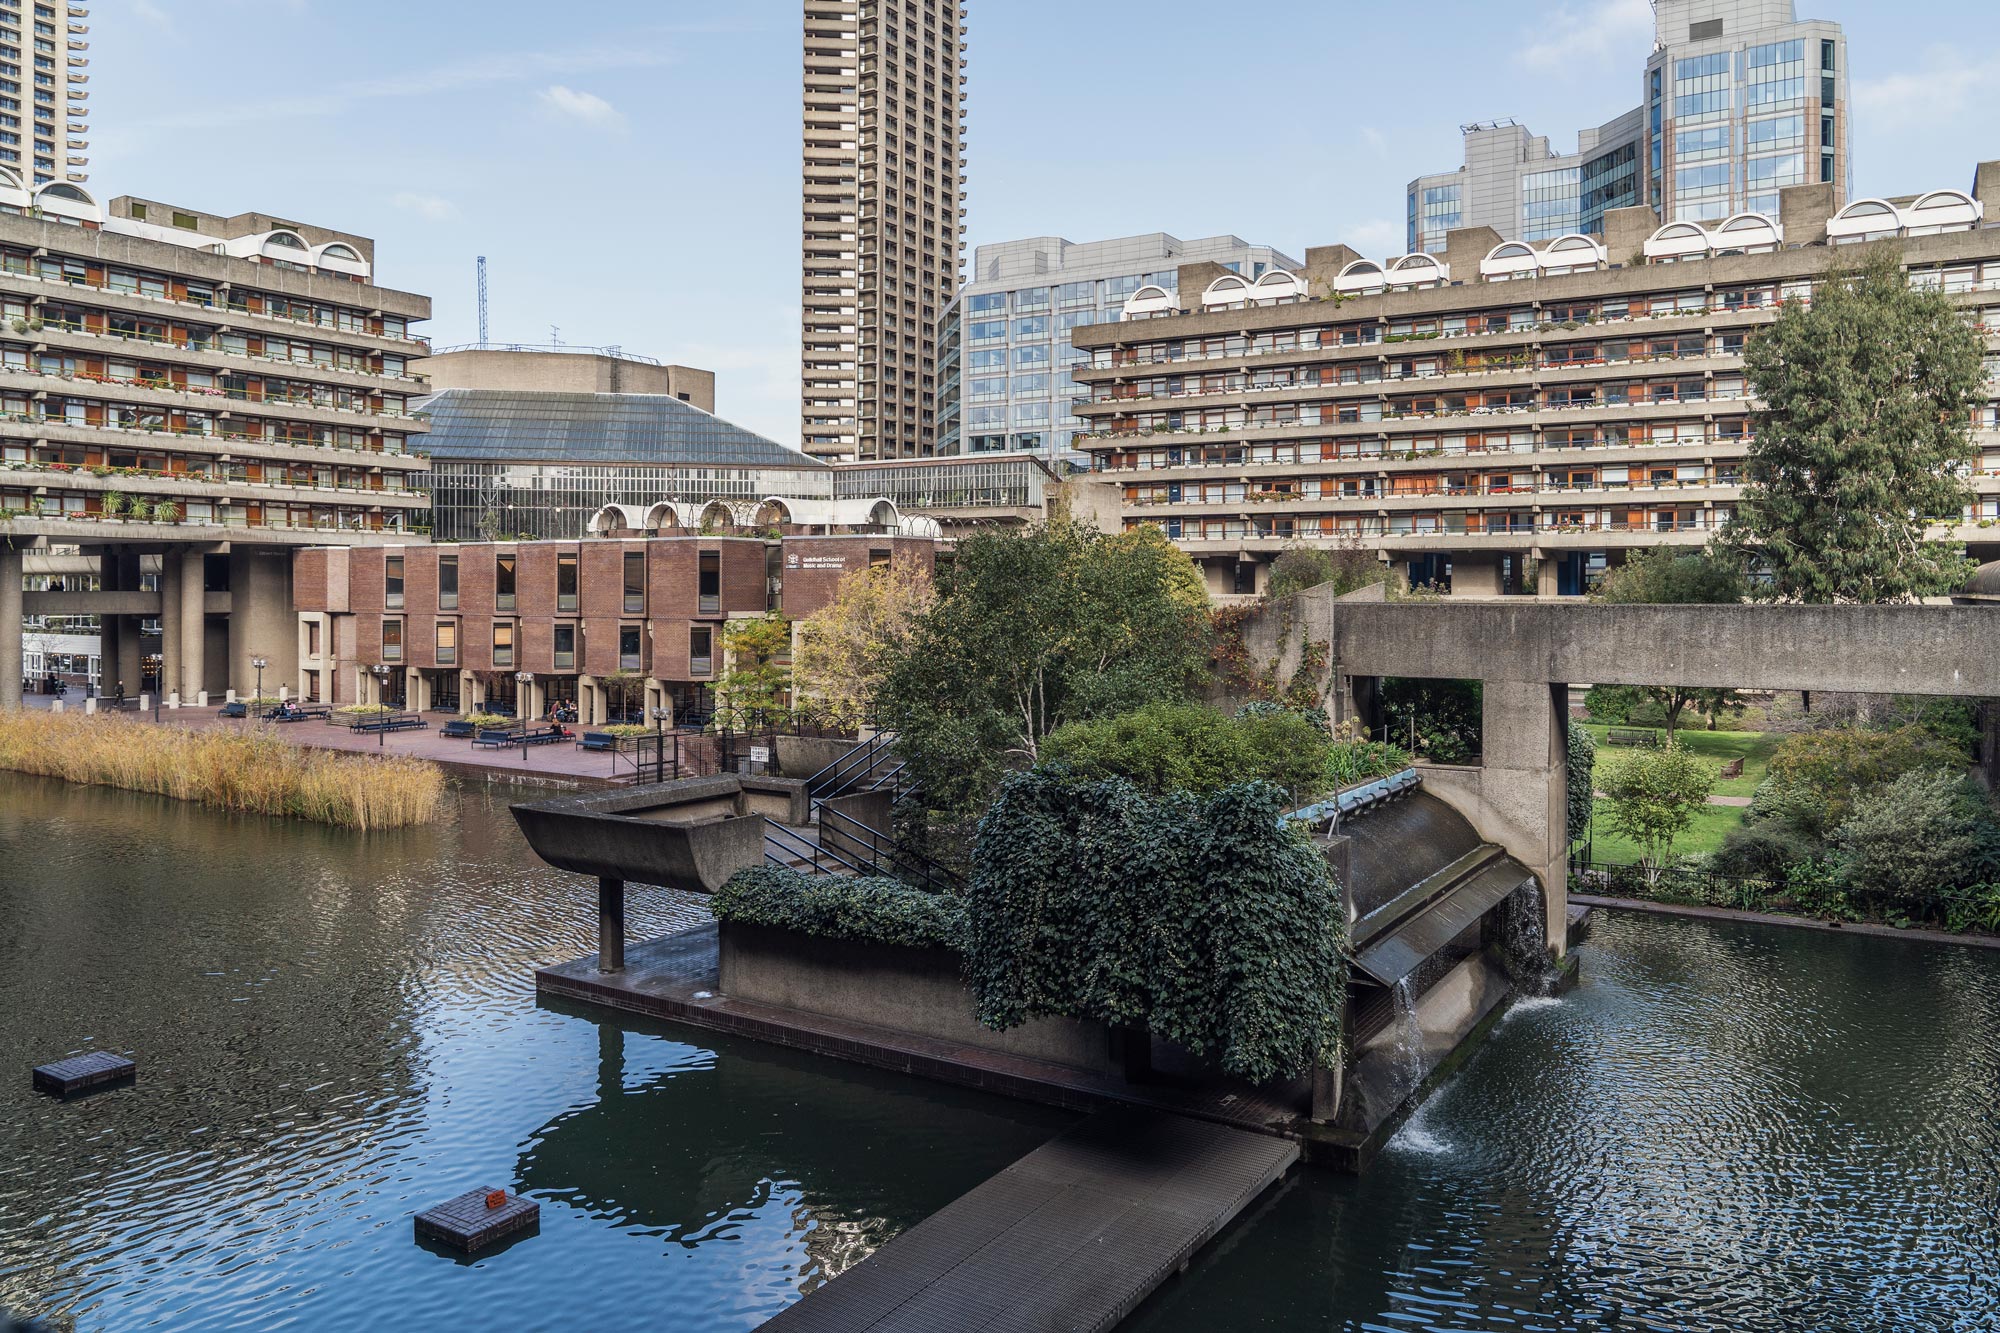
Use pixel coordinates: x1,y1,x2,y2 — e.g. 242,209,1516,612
759,1106,1298,1332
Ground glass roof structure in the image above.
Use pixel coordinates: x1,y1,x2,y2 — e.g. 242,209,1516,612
415,388,827,472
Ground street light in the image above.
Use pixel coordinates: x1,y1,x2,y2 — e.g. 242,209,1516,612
515,670,534,764
651,705,674,783
370,664,390,748
251,655,267,716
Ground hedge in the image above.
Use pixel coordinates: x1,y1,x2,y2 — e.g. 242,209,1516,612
711,865,968,952
966,769,1346,1084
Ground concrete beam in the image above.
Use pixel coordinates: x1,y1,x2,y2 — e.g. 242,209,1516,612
22,590,164,616
0,544,21,709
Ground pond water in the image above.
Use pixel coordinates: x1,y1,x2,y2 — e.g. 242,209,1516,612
3,772,1997,1331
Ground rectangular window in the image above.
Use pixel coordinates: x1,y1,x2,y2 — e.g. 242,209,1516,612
698,550,720,614
384,555,403,609
307,622,321,658
436,620,457,666
619,624,642,672
556,552,578,612
623,550,645,614
381,618,402,663
437,555,458,610
766,545,784,613
492,621,514,668
690,625,713,677
553,623,575,671
495,553,516,611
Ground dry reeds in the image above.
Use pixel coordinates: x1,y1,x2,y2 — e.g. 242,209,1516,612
0,710,447,829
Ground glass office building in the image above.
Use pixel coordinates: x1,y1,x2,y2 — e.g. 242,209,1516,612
936,233,1300,459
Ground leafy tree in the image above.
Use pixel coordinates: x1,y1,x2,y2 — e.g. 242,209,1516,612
1566,724,1596,848
1593,546,1746,606
1761,724,1964,837
1597,743,1717,880
1725,246,1984,602
717,613,792,719
1266,541,1391,602
599,667,642,722
1381,677,1481,764
1040,701,1330,801
882,519,1210,815
1834,769,2000,920
794,559,934,725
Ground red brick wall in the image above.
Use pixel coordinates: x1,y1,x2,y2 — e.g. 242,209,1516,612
292,547,330,612
461,546,501,618
719,540,771,616
349,548,386,614
516,543,561,616
579,542,629,619
519,616,554,676
648,541,699,619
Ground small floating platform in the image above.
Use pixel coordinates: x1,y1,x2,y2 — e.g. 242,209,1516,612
414,1189,539,1253
32,1052,135,1097
759,1106,1297,1332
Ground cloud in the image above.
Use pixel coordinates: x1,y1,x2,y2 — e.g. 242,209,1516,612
1856,49,1993,130
392,192,458,223
536,85,626,130
1517,0,1652,71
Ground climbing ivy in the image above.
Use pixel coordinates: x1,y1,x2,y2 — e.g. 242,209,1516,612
965,769,1346,1084
712,866,967,951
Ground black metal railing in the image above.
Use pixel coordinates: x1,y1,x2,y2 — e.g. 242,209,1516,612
763,822,871,877
815,804,961,893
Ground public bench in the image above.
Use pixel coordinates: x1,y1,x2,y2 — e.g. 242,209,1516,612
349,712,427,734
577,732,618,753
269,705,331,723
217,701,248,719
474,725,566,749
1605,728,1660,747
440,719,477,740
1718,757,1745,779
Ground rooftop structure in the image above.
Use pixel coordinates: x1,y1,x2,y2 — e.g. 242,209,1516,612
419,345,715,411
4,0,89,186
1069,167,2000,600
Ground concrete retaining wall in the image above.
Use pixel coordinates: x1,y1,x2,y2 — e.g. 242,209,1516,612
718,922,1120,1075
775,735,859,781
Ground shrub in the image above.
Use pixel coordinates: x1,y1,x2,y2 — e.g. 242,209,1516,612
966,770,1345,1084
462,712,510,729
1833,770,2000,920
1565,724,1596,846
1582,684,1643,724
1712,817,1822,885
711,865,968,951
1763,726,1963,837
1381,677,1482,764
1325,735,1411,789
1597,743,1717,876
1040,701,1331,801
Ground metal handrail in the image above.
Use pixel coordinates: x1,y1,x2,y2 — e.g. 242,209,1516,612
816,804,960,893
764,821,872,877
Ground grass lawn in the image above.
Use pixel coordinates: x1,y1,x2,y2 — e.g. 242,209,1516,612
1577,722,1783,862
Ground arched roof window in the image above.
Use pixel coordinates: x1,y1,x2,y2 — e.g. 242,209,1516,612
1907,189,1981,233
1122,284,1176,319
1333,258,1387,294
1479,241,1539,280
1828,198,1903,244
319,242,361,261
1200,273,1254,308
263,230,308,251
40,183,91,204
1250,270,1307,303
1644,221,1712,262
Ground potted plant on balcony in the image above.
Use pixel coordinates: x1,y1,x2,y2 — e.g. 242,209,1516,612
102,490,126,518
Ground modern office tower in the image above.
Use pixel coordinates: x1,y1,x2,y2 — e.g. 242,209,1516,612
1069,167,2000,600
1407,0,1847,250
0,176,431,710
0,0,89,185
937,233,1301,459
802,0,967,461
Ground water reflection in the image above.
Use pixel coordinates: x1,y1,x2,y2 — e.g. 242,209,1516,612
0,773,1065,1332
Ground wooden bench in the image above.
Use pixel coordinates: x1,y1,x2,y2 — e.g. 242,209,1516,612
1605,728,1660,747
472,728,519,749
576,731,618,753
520,726,567,747
1718,757,1744,779
349,713,427,734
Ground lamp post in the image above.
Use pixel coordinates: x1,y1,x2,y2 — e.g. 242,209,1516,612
251,655,267,715
370,664,390,748
515,670,533,765
651,705,673,783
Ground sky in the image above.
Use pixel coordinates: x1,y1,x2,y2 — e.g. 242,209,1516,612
86,0,2000,445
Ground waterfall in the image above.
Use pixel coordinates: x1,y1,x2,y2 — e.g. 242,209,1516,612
1391,976,1426,1099
1502,882,1558,997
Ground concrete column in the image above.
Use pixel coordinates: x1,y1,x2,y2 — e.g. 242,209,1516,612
409,667,428,713
226,548,297,702
177,548,206,702
0,544,21,710
1477,679,1569,955
157,551,181,702
597,876,625,973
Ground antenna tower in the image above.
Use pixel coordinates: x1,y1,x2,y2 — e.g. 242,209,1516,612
476,255,489,346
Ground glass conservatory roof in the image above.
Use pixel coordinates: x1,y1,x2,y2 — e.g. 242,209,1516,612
415,389,825,470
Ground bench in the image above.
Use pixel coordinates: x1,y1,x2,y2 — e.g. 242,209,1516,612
472,728,518,749
349,713,427,734
440,719,477,740
474,725,566,749
270,705,331,723
217,701,248,719
1605,728,1660,747
520,726,567,747
1718,757,1744,779
576,732,618,753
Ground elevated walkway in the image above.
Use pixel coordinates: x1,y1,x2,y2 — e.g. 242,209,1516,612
758,1106,1297,1332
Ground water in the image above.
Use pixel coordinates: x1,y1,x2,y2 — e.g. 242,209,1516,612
7,774,2000,1331
1131,910,2000,1331
0,773,1068,1331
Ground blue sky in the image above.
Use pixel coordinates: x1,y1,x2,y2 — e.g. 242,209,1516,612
89,0,1998,444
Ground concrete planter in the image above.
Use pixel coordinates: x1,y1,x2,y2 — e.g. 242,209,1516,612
512,776,811,893
718,921,1119,1076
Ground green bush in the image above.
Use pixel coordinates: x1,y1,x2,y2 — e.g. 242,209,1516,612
462,712,510,729
1565,725,1596,845
1381,677,1481,764
712,865,968,951
967,770,1345,1084
1712,817,1823,885
1040,701,1331,800
1764,726,1964,837
1325,737,1411,789
1833,770,2000,920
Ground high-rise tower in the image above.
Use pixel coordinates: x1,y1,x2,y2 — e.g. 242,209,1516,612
1,0,90,185
802,0,966,460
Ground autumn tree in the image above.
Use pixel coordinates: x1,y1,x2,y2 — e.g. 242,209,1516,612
717,613,793,719
794,559,935,725
1724,246,1984,602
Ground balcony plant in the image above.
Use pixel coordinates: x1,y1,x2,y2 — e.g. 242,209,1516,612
154,500,182,524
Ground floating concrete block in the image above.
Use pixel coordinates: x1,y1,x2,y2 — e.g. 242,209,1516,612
196,691,208,707
83,698,95,716
33,1051,136,1097
414,1188,539,1253
48,700,62,714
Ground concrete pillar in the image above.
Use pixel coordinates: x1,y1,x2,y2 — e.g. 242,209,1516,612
227,548,297,703
1476,679,1570,955
409,667,428,713
597,876,625,973
158,551,182,702
0,543,24,710
177,548,206,703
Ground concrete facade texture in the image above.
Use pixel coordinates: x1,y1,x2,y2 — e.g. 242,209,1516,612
415,348,716,412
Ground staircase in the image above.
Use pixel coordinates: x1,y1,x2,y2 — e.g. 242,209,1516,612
762,731,960,892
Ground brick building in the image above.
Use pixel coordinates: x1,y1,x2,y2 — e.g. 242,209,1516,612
292,527,940,723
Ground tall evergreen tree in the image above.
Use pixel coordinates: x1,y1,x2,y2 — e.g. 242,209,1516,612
1724,246,1984,602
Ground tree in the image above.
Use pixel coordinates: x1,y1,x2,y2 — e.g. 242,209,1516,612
883,519,1210,816
716,613,792,719
1834,769,2000,920
1040,701,1331,801
1591,546,1748,742
794,559,934,726
1725,246,1984,602
1760,724,1965,838
600,667,642,723
1597,743,1717,880
1266,540,1390,602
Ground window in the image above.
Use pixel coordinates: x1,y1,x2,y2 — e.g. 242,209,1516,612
690,625,714,677
436,620,457,666
622,550,645,614
307,621,321,658
698,550,720,614
556,552,578,612
869,548,892,569
553,623,575,671
437,555,458,610
384,555,403,609
619,624,642,672
492,621,514,668
766,545,784,613
129,202,146,220
381,618,402,663
495,553,516,611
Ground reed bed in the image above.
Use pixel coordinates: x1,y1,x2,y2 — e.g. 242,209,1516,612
0,710,447,829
